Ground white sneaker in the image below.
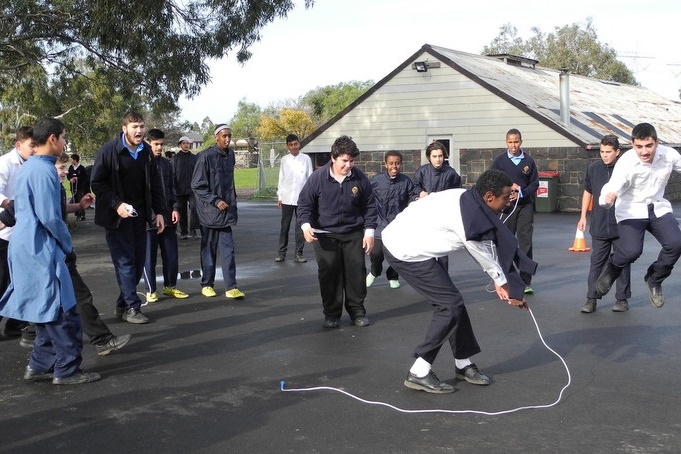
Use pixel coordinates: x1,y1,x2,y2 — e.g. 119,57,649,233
366,273,376,287
389,280,401,289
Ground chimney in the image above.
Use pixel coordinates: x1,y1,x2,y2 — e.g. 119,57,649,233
559,69,570,126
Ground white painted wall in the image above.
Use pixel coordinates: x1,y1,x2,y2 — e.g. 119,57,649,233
303,56,576,164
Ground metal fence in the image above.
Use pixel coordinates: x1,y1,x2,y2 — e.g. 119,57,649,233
255,141,287,197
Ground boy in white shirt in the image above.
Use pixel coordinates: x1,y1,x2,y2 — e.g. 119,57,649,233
383,169,535,394
274,134,313,263
596,123,681,308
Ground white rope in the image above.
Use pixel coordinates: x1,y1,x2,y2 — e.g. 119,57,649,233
138,291,151,307
499,192,520,224
281,306,571,415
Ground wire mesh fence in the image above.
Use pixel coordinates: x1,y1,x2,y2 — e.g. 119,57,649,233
255,141,287,197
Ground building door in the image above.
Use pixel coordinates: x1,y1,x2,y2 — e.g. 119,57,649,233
426,135,459,173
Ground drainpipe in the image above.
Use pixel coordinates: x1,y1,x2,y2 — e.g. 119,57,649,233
559,69,570,126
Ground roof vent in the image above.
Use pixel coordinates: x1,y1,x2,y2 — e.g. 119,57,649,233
487,53,539,69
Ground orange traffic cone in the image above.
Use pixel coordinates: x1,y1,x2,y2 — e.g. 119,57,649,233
568,228,590,252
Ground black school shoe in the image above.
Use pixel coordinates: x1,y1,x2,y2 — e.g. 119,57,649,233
581,298,597,313
322,316,339,329
404,371,456,394
455,363,491,385
24,366,54,382
644,275,664,308
52,370,101,385
612,299,629,312
95,334,132,356
352,316,371,327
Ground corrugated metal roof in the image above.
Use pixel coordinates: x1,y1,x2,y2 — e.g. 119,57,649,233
427,44,681,147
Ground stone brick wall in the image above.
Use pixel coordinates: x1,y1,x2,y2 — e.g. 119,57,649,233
458,146,590,212
357,146,681,212
361,150,422,176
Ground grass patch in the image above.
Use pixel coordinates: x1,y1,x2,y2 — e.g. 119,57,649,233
66,168,271,199
234,168,258,188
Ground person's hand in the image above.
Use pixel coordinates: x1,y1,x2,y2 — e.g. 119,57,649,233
117,203,134,218
577,217,587,232
604,192,618,205
277,200,283,208
510,183,522,201
363,236,374,255
155,214,165,234
496,284,527,311
418,191,429,199
495,284,509,300
79,193,95,210
171,210,180,224
70,177,77,183
303,227,317,243
216,200,228,211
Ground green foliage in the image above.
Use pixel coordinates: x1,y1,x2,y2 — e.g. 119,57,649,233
1,0,315,119
229,99,263,139
301,80,374,123
482,19,637,85
257,108,315,141
200,117,216,143
51,63,159,158
0,0,314,149
227,80,373,144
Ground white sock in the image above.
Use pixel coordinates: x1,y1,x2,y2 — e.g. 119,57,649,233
455,358,472,369
409,357,431,377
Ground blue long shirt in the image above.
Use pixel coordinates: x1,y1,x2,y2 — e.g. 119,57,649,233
0,155,76,322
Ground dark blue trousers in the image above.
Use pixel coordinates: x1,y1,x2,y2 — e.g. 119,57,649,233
67,255,113,345
0,238,27,333
612,208,681,286
28,308,83,379
143,224,179,292
177,194,199,236
385,248,481,364
502,202,534,285
587,237,631,300
105,217,147,311
369,238,399,280
200,226,237,290
277,204,305,257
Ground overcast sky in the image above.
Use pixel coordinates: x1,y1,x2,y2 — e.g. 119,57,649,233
178,0,681,125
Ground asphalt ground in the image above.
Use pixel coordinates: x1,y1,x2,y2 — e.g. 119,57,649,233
1,201,681,453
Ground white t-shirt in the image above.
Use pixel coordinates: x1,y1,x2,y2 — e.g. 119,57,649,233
382,189,507,286
600,144,681,222
277,152,313,206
